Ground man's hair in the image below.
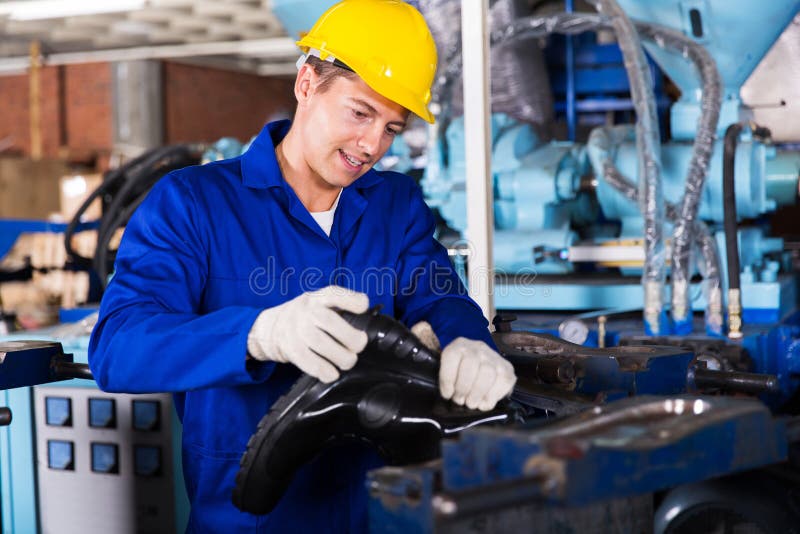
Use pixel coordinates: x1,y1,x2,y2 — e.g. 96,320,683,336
305,55,358,93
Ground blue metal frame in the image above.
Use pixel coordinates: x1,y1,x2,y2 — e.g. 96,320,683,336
367,395,792,532
565,0,576,141
545,33,671,139
0,219,99,261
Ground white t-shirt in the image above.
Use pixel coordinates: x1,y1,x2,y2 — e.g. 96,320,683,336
309,189,342,237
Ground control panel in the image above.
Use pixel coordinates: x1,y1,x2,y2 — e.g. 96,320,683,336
34,387,177,533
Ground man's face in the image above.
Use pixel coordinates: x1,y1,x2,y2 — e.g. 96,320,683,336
295,70,409,189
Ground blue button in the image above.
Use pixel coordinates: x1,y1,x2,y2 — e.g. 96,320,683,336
91,442,119,474
48,440,74,470
134,445,161,477
88,398,116,428
132,400,160,431
45,397,72,427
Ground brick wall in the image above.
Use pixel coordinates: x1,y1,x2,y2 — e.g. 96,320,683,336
164,61,296,144
0,63,113,162
0,61,296,160
0,73,32,155
64,63,113,159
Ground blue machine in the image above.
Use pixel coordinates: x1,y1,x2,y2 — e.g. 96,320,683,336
0,331,188,533
421,1,800,325
366,394,793,532
0,1,784,531
265,0,800,326
264,1,800,533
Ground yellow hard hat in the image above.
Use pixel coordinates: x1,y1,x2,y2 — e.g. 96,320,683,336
296,0,437,124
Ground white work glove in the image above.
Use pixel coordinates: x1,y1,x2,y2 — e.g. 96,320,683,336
412,322,516,412
439,337,517,412
247,286,369,383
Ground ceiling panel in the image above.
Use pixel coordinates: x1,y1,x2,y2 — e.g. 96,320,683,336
0,0,297,75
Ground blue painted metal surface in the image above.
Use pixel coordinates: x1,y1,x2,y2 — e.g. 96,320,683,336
743,311,800,408
440,396,787,500
565,0,575,141
494,275,796,324
594,137,800,223
367,464,437,534
269,0,330,40
422,115,583,274
0,334,85,533
615,0,800,139
545,33,671,140
0,219,99,261
58,307,99,324
367,395,790,531
0,386,38,534
520,306,800,404
0,341,72,390
574,347,694,397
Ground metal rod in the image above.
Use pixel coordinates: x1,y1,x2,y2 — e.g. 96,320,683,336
692,368,780,394
52,361,94,381
433,475,547,521
565,0,576,141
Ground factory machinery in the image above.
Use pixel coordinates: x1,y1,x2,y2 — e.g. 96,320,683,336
0,0,798,532
264,0,800,532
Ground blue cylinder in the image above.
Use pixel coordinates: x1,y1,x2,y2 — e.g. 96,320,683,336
597,139,797,222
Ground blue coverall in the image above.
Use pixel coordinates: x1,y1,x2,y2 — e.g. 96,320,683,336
89,120,495,532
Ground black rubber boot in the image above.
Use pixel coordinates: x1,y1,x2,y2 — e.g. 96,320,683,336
232,307,524,515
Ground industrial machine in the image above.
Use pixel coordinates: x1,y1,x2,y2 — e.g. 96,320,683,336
0,328,188,533
263,0,800,532
0,0,798,531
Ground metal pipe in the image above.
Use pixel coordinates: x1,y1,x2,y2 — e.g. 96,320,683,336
691,368,780,394
502,355,576,385
52,361,94,381
433,475,547,521
565,0,576,141
0,407,12,426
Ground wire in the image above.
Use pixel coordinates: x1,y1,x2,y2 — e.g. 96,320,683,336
64,144,205,291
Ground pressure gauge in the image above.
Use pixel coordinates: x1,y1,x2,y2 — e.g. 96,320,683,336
558,319,589,345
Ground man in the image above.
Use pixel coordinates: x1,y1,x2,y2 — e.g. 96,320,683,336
89,0,516,531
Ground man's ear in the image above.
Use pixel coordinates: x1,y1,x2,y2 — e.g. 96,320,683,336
294,63,317,103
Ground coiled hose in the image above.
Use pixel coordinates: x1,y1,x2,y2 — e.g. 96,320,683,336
64,144,205,290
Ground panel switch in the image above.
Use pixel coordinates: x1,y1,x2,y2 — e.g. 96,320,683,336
91,442,119,474
48,440,74,471
45,397,72,427
132,400,161,431
134,445,162,477
89,398,116,428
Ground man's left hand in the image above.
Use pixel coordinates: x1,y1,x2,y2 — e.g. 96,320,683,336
439,337,517,412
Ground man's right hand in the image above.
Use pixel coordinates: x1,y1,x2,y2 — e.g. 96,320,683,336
247,286,369,382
